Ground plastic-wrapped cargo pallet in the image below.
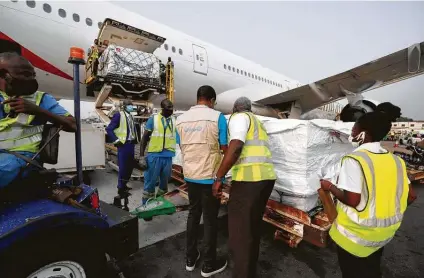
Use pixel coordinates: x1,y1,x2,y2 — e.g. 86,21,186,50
98,44,161,80
172,114,354,212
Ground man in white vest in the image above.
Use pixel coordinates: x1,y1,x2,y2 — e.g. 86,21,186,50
176,85,228,277
0,52,76,188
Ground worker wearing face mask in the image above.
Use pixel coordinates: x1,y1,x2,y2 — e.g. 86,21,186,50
106,99,139,194
139,99,176,204
0,52,76,188
320,110,415,278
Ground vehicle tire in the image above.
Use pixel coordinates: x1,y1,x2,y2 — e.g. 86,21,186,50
408,139,413,146
399,139,404,145
1,228,108,278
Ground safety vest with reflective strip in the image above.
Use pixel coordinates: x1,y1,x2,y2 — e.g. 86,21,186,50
0,91,45,153
147,113,176,153
230,112,276,182
329,150,409,257
113,111,139,144
90,45,99,59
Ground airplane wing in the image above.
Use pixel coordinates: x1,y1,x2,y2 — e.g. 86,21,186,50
256,41,424,114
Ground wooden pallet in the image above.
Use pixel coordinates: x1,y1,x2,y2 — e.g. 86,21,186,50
168,165,334,248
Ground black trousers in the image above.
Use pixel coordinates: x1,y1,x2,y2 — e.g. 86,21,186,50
228,180,275,278
186,182,221,263
337,245,384,278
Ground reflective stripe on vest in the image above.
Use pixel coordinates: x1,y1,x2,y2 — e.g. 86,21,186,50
0,91,45,152
231,112,276,182
113,111,128,144
330,150,409,257
148,113,176,153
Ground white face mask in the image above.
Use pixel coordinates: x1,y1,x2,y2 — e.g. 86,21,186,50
348,131,366,148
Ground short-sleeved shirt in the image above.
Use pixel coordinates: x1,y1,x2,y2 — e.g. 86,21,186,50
228,113,250,143
337,142,410,211
145,114,175,158
0,92,70,124
176,113,228,184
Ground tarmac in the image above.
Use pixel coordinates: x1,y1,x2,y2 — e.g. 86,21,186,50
90,163,424,278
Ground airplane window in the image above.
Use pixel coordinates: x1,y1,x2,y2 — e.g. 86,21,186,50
86,18,93,26
43,3,51,13
164,44,168,50
73,13,80,23
179,48,183,55
11,0,18,3
228,66,232,71
98,22,102,29
58,9,66,18
241,70,243,75
248,73,251,77
237,69,239,74
232,67,235,72
224,64,226,69
171,46,176,53
244,72,247,76
26,1,36,8
196,54,199,60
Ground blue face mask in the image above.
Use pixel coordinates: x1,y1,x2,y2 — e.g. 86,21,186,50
125,105,135,112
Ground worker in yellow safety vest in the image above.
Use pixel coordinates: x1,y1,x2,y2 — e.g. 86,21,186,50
0,52,76,188
320,110,415,278
87,39,100,75
139,99,175,205
105,99,139,195
213,96,276,278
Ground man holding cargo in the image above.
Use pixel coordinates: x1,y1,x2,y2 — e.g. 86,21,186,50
320,109,413,278
213,96,276,278
139,99,175,205
106,99,139,195
176,85,228,277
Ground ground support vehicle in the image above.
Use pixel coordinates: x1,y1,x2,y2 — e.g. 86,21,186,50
0,47,138,278
85,19,175,179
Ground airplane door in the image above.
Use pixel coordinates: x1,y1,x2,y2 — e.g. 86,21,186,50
192,44,208,75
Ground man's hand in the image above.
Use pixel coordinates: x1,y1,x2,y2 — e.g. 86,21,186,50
212,180,223,199
3,98,42,115
320,179,333,191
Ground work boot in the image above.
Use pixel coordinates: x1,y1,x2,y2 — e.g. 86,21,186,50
118,188,132,197
186,250,200,272
157,188,167,197
201,259,228,277
122,185,132,191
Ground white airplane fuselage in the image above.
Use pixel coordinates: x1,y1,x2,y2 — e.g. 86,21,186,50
0,1,302,114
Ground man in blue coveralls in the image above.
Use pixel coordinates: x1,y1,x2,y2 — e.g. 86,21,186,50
0,52,76,188
106,99,139,195
139,99,175,204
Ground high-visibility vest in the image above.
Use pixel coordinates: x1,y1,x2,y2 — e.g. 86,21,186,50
230,112,276,182
90,45,99,59
147,113,176,153
330,150,409,257
0,91,45,153
113,111,138,144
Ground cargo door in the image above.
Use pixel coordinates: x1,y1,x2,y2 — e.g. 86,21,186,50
192,44,208,75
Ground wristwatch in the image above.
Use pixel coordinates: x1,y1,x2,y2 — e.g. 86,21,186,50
213,176,225,183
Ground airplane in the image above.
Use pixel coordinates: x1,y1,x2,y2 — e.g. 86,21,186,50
0,1,423,119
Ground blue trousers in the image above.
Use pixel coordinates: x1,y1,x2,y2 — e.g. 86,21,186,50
143,155,172,199
0,152,38,188
117,143,135,189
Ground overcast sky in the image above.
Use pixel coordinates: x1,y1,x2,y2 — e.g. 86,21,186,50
117,1,424,119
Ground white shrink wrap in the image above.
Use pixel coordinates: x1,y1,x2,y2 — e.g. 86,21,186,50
264,119,354,197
